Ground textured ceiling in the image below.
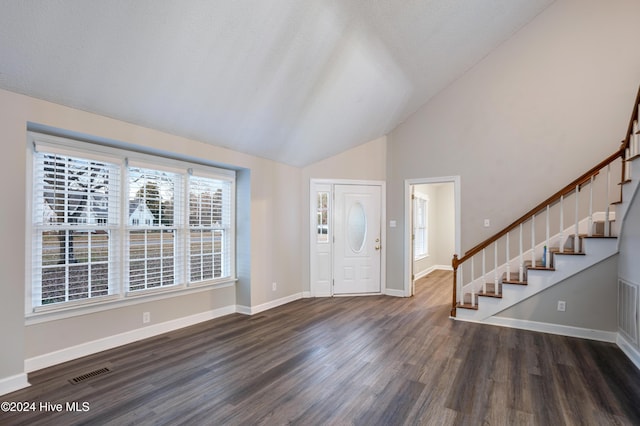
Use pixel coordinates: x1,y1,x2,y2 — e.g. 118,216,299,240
0,0,554,166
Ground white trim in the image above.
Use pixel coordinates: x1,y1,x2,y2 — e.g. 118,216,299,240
26,280,236,325
385,288,406,298
0,373,30,397
617,333,640,372
309,179,386,298
414,265,453,280
473,316,617,342
24,305,236,372
236,293,304,315
405,176,461,297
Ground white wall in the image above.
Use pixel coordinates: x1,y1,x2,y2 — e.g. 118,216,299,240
0,88,304,385
386,0,640,291
497,255,619,331
618,178,640,353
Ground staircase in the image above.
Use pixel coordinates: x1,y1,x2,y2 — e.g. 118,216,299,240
451,86,640,321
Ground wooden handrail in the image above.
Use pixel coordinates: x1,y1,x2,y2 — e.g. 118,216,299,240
458,147,624,265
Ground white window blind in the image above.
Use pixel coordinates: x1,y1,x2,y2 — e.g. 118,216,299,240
32,150,120,307
127,167,182,292
188,174,232,283
29,132,236,313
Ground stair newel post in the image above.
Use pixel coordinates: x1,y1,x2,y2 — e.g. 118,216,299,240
494,242,499,294
518,223,524,282
574,185,580,251
451,254,459,317
506,231,510,280
471,257,475,307
531,215,536,268
606,164,611,237
559,195,564,253
545,205,550,267
482,249,486,295
588,176,593,237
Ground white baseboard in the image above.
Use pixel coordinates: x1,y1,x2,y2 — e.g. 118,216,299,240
480,316,617,343
415,265,453,280
385,288,406,297
0,373,30,397
236,293,304,315
617,334,640,372
24,305,236,373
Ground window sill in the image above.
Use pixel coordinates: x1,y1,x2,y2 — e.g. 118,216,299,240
25,278,237,326
414,254,430,261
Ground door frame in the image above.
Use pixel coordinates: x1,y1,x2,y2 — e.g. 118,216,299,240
404,176,461,297
310,179,386,297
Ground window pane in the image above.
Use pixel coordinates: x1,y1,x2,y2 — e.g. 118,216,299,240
188,175,231,283
38,154,115,226
317,192,329,243
128,230,176,291
128,167,177,227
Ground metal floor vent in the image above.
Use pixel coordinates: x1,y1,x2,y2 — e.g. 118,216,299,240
68,367,111,385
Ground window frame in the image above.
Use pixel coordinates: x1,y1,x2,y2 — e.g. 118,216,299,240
26,132,237,320
413,193,429,260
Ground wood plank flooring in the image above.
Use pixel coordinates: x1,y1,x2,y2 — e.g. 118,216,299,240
2,270,640,425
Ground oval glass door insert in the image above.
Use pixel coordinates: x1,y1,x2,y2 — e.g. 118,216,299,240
347,201,367,253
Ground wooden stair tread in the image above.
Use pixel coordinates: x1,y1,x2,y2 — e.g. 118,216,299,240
456,302,478,310
478,282,502,298
501,272,527,285
628,153,640,161
549,247,584,255
523,260,554,271
478,290,502,299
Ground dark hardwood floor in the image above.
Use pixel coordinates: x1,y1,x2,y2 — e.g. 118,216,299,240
2,270,640,425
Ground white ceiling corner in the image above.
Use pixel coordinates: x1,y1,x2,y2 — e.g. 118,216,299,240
0,0,555,167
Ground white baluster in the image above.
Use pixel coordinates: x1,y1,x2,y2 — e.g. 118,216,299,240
588,176,593,237
531,215,536,268
482,249,486,294
559,195,564,253
631,120,638,157
606,164,611,236
459,268,464,305
545,205,550,267
494,242,499,294
470,257,475,306
519,223,524,282
506,231,510,281
574,185,579,252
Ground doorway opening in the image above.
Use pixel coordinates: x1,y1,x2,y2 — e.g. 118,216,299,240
405,177,460,296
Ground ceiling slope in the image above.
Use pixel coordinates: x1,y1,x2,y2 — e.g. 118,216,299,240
0,0,554,166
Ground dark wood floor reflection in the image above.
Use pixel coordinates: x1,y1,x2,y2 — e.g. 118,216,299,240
3,270,640,425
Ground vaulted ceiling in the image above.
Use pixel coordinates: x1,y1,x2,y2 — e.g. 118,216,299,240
0,0,554,166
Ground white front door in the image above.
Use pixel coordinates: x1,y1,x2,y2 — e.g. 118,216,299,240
333,184,382,294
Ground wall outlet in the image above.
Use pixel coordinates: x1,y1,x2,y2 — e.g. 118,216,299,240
484,219,490,228
143,312,151,323
557,301,566,312
272,282,277,291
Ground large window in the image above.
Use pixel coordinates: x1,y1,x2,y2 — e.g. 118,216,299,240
29,132,236,313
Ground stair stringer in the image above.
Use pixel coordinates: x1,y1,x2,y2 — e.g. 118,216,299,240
456,237,618,322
